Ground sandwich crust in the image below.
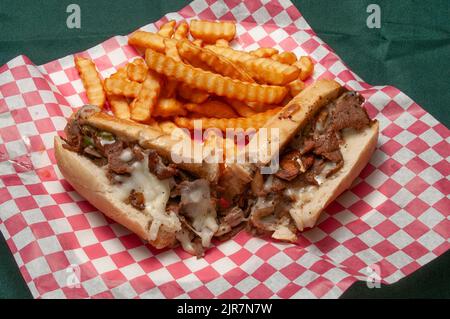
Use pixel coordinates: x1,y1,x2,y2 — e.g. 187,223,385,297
54,136,176,248
84,112,220,183
288,121,379,230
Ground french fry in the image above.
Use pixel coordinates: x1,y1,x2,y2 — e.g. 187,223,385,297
173,21,189,40
111,66,128,79
228,99,257,117
107,94,130,120
157,20,176,38
192,39,203,47
174,107,282,131
177,83,209,104
190,20,236,44
165,39,181,61
162,79,178,98
130,70,162,121
184,100,238,118
287,79,305,97
250,48,278,58
215,39,229,47
127,59,148,82
145,49,287,104
164,39,181,98
176,40,254,82
106,66,130,119
294,56,314,81
205,45,299,85
75,56,106,108
104,77,142,98
272,52,297,65
153,98,187,117
128,31,166,53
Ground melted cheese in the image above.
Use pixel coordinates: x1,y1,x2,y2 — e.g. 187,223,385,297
112,153,180,240
179,180,219,248
119,148,133,162
175,228,196,255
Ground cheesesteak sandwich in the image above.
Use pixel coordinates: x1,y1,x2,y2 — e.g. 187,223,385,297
55,79,378,256
243,80,379,242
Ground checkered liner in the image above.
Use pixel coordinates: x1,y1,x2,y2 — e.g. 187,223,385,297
0,0,449,299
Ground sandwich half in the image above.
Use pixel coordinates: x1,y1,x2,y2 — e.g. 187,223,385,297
55,79,378,255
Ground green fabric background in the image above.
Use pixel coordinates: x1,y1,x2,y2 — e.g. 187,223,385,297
0,0,448,299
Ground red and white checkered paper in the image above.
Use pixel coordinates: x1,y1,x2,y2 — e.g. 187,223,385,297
0,0,449,299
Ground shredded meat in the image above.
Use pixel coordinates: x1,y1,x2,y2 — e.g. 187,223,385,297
127,189,145,210
301,155,314,172
251,170,265,196
216,222,246,242
249,196,277,233
192,238,205,258
275,150,302,181
313,130,342,163
274,90,371,187
305,158,325,185
301,138,315,154
275,151,314,181
223,207,245,228
103,141,131,174
132,145,144,161
215,207,245,237
264,176,287,193
148,150,178,180
331,91,370,131
63,120,83,152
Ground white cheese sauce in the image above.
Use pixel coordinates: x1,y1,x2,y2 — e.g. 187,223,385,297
111,153,180,240
119,148,133,162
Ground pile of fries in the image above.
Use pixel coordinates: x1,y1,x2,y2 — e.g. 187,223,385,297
75,19,314,133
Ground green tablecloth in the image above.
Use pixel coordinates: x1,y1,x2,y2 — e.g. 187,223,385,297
0,0,448,299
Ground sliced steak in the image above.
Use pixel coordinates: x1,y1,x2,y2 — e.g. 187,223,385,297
331,91,370,131
127,189,145,210
264,175,288,193
313,130,341,159
251,170,265,196
223,207,245,228
63,120,83,152
300,138,315,154
103,141,131,174
148,150,178,180
305,158,325,185
132,145,144,161
275,149,302,181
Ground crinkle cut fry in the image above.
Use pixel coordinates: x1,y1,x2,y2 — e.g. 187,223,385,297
177,39,254,82
190,19,236,43
174,107,281,131
128,31,166,52
173,21,189,40
158,20,176,38
75,56,106,107
104,77,142,98
145,49,287,105
130,70,162,121
205,45,299,86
